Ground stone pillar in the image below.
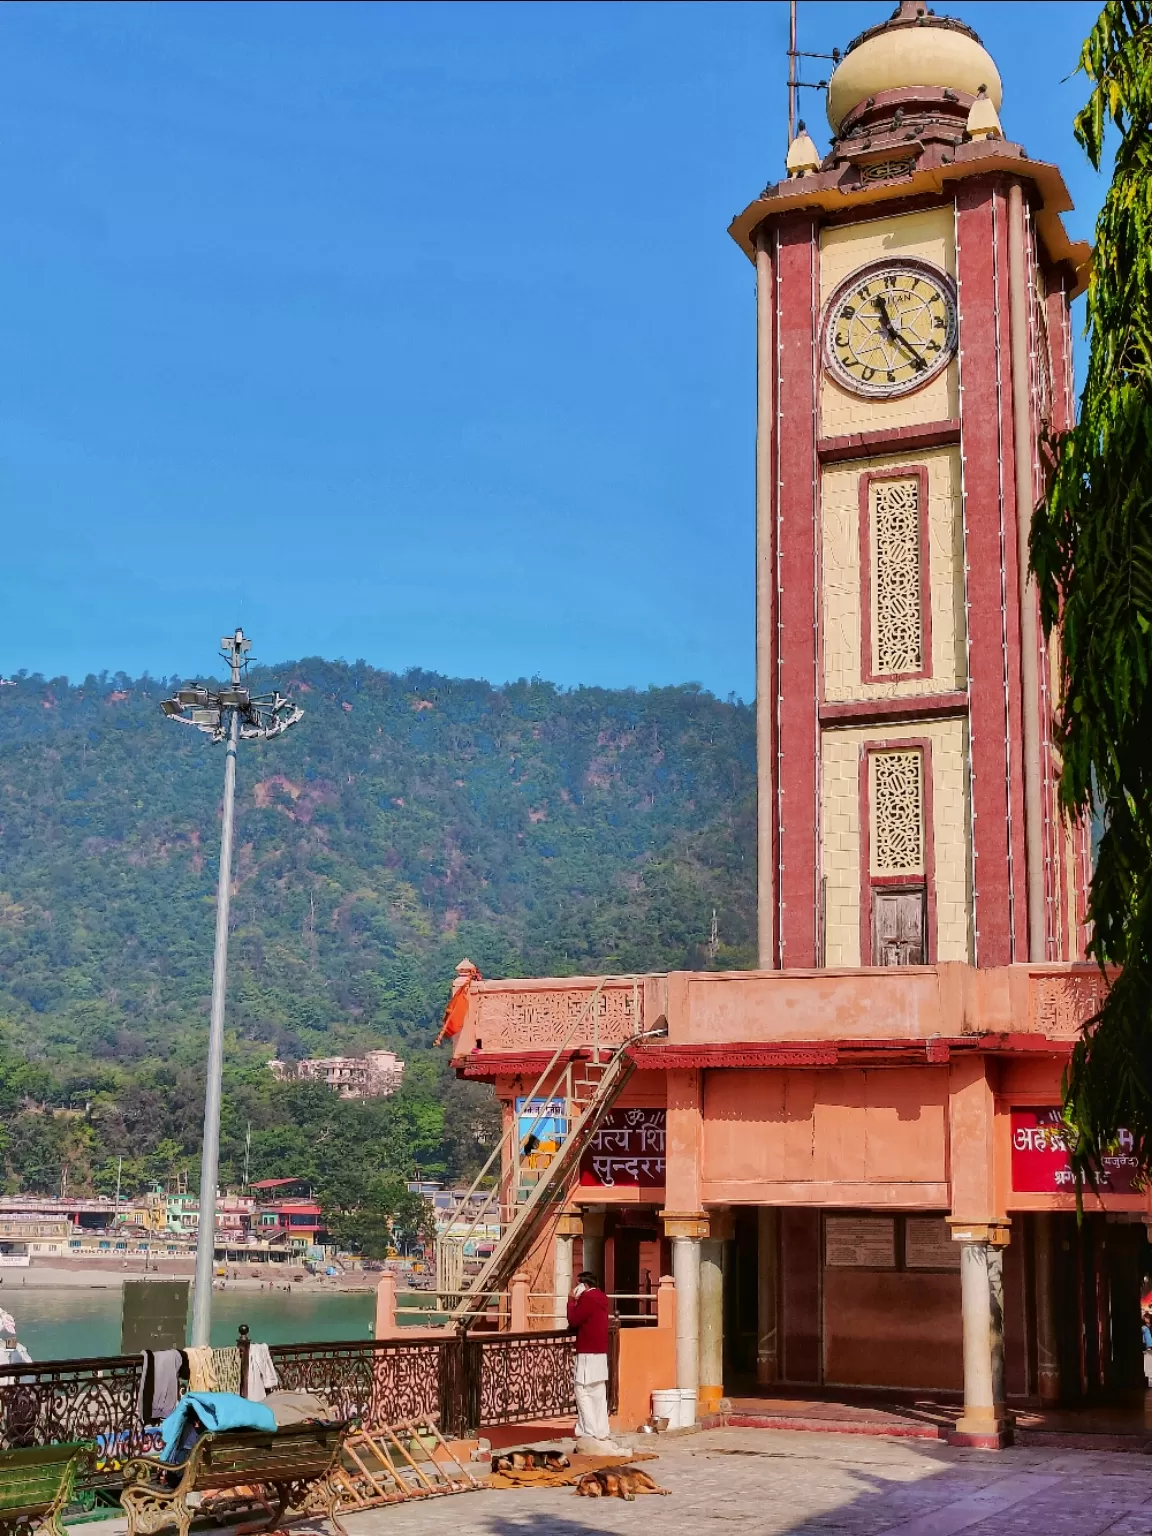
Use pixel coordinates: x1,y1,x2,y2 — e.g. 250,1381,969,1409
663,1211,709,1422
374,1268,397,1339
580,1210,605,1287
756,1206,779,1385
510,1269,530,1333
699,1212,733,1416
673,1239,701,1402
554,1210,581,1328
657,1274,676,1332
948,1218,1012,1447
1033,1213,1061,1405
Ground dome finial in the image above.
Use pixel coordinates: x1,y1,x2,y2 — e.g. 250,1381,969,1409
785,122,821,178
966,82,1003,141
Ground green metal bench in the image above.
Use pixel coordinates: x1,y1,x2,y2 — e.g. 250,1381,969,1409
0,1441,95,1536
120,1423,352,1536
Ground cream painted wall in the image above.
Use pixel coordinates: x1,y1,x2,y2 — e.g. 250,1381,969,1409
822,445,966,701
820,717,973,966
819,206,958,438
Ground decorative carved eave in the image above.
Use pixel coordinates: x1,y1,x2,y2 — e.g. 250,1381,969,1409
454,1049,589,1082
627,1037,980,1070
728,139,1091,298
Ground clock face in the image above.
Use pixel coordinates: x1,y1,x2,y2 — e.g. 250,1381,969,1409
824,260,957,398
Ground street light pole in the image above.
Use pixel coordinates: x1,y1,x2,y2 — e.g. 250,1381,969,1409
191,703,238,1345
162,629,302,1348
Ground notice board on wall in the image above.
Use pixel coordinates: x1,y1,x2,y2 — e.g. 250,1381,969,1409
1010,1106,1139,1194
824,1216,896,1269
904,1217,960,1270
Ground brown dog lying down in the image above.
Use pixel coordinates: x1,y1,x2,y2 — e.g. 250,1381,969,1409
492,1450,571,1473
575,1468,668,1500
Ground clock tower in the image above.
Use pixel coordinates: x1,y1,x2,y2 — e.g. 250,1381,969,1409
730,0,1091,974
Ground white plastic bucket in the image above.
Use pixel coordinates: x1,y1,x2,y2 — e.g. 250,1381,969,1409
677,1388,697,1427
650,1389,681,1429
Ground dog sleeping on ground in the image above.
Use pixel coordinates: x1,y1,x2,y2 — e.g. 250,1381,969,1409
491,1450,571,1473
575,1468,668,1500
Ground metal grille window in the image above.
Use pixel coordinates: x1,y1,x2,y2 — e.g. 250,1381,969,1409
870,476,923,675
870,750,925,876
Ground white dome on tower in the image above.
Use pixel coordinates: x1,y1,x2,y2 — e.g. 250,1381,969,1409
827,1,1002,133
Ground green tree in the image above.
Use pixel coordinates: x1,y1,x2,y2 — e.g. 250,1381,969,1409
1031,0,1152,1175
322,1173,433,1258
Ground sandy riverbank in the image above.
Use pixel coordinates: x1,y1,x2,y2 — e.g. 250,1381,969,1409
10,1260,413,1294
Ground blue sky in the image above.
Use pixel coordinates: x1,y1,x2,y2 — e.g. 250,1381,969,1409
0,1,1103,696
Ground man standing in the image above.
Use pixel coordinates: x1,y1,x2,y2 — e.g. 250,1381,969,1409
567,1270,620,1454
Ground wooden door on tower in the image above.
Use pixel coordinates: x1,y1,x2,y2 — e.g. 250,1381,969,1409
872,890,926,966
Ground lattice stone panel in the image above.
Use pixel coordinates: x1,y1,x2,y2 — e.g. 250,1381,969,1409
871,476,923,675
1030,970,1109,1039
859,157,916,184
474,985,640,1052
870,750,925,876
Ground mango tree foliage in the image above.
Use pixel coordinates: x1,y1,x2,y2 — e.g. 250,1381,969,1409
1031,0,1152,1175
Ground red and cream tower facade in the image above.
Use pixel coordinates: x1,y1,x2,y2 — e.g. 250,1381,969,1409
448,2,1149,1451
734,0,1091,978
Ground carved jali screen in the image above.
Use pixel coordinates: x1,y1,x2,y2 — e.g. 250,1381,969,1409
869,749,925,877
870,475,923,675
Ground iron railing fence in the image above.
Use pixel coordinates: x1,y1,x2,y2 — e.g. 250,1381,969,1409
0,1324,614,1492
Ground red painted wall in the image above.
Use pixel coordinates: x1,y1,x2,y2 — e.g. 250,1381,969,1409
775,215,821,969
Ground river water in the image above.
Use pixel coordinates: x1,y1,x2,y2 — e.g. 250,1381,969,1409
6,1287,401,1361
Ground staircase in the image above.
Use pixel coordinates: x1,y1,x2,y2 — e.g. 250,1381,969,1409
434,978,653,1325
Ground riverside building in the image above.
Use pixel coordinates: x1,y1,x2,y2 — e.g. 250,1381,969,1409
447,4,1145,1447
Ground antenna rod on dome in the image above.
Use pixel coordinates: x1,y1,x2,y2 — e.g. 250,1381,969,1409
788,0,797,147
785,1,839,152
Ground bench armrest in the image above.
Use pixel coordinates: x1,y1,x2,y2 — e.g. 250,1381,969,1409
121,1454,188,1488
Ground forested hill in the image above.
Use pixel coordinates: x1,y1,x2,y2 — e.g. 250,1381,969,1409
0,659,755,1199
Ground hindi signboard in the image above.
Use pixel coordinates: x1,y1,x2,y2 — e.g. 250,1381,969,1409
579,1108,666,1188
1010,1106,1140,1194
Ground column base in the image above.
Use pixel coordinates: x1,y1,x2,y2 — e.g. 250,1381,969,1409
948,1409,1014,1450
698,1385,724,1415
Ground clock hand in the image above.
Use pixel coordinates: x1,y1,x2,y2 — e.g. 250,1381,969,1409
874,295,930,369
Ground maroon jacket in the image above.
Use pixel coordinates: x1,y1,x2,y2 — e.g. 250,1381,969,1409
567,1285,610,1355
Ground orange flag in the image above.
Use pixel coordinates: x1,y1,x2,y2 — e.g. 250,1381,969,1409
435,975,479,1046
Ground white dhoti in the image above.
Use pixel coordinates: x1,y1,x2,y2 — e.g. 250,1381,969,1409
574,1352,610,1442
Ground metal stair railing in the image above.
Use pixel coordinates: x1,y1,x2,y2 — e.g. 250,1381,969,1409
433,976,651,1320
447,1033,640,1323
435,977,615,1300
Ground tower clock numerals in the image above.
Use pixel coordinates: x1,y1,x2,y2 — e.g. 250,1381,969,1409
823,260,958,399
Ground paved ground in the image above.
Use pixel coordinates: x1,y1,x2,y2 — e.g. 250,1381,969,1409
334,1426,1152,1536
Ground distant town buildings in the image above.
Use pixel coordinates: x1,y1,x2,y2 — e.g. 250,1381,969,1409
266,1049,405,1099
0,1179,480,1266
0,1183,331,1264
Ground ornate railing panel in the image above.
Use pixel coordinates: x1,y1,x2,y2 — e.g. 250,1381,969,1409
0,1353,160,1490
268,1336,456,1431
466,1328,577,1427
